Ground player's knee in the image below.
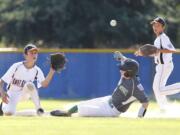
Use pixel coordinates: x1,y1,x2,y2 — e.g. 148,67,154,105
4,112,14,116
24,82,36,92
2,106,15,116
159,86,165,91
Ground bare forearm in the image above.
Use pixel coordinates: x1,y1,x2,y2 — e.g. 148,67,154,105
159,49,176,53
41,68,55,87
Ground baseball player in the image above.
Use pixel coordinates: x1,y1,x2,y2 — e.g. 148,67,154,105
135,17,180,111
0,44,55,116
50,53,149,117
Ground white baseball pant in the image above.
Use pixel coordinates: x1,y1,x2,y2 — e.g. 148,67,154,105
153,62,180,110
77,96,121,117
2,82,41,115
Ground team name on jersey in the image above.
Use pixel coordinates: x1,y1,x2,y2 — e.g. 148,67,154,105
137,84,144,91
118,85,128,96
12,78,26,87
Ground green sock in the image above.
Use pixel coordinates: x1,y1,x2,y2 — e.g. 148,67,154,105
68,105,78,114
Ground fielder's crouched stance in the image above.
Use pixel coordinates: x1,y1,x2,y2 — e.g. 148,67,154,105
2,82,42,116
50,52,149,117
0,44,64,116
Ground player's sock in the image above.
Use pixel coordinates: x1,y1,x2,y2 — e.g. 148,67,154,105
138,106,147,117
68,105,78,114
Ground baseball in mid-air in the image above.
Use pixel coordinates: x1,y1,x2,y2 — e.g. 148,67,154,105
110,19,117,27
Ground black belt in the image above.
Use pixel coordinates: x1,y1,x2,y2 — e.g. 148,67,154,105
156,60,172,65
108,97,122,113
108,97,115,108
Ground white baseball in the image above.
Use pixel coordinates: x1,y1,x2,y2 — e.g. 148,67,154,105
110,20,117,27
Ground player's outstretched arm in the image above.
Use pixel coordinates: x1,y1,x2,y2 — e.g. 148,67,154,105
41,68,55,88
134,44,159,57
137,102,148,118
41,53,67,88
159,49,176,53
113,51,127,62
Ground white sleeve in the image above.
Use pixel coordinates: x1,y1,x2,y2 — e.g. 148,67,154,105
1,63,18,84
161,36,176,51
36,68,45,88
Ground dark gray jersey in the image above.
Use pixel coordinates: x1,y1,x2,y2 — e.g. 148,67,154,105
111,76,148,112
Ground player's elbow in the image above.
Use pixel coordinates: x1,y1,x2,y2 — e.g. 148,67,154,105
41,82,49,88
42,84,48,88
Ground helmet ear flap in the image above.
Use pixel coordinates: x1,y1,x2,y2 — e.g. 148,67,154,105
124,71,135,78
124,71,130,77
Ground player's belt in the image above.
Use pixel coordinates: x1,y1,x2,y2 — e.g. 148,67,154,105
108,97,114,108
108,97,121,114
108,97,119,111
156,60,172,65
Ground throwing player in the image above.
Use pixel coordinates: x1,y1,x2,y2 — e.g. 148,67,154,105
0,44,55,116
50,52,149,117
135,17,180,111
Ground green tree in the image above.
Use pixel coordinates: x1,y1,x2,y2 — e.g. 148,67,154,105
0,0,179,48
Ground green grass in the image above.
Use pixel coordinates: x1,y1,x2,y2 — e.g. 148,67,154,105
0,100,180,135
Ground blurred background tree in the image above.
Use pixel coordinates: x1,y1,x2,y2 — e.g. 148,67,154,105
0,0,179,48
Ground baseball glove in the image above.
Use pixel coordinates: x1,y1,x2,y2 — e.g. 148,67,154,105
113,51,127,61
50,53,67,72
137,44,158,56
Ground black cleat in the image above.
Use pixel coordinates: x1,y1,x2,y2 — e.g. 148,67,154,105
37,108,44,116
0,102,3,116
50,110,70,117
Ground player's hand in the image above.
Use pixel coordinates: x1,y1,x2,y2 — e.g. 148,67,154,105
50,67,56,75
1,91,9,104
114,51,127,61
134,50,143,56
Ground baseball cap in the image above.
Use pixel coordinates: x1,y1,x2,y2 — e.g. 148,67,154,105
24,44,38,54
150,17,166,26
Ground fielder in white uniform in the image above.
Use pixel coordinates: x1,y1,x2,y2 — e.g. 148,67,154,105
0,44,55,116
136,17,180,110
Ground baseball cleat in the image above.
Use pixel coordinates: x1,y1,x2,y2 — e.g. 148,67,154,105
50,110,70,117
37,108,44,116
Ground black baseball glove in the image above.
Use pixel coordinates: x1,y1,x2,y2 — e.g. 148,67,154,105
50,53,67,72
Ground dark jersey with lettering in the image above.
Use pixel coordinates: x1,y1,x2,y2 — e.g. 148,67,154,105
111,76,148,112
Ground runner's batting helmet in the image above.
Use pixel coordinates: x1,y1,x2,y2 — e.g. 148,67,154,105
119,59,139,77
